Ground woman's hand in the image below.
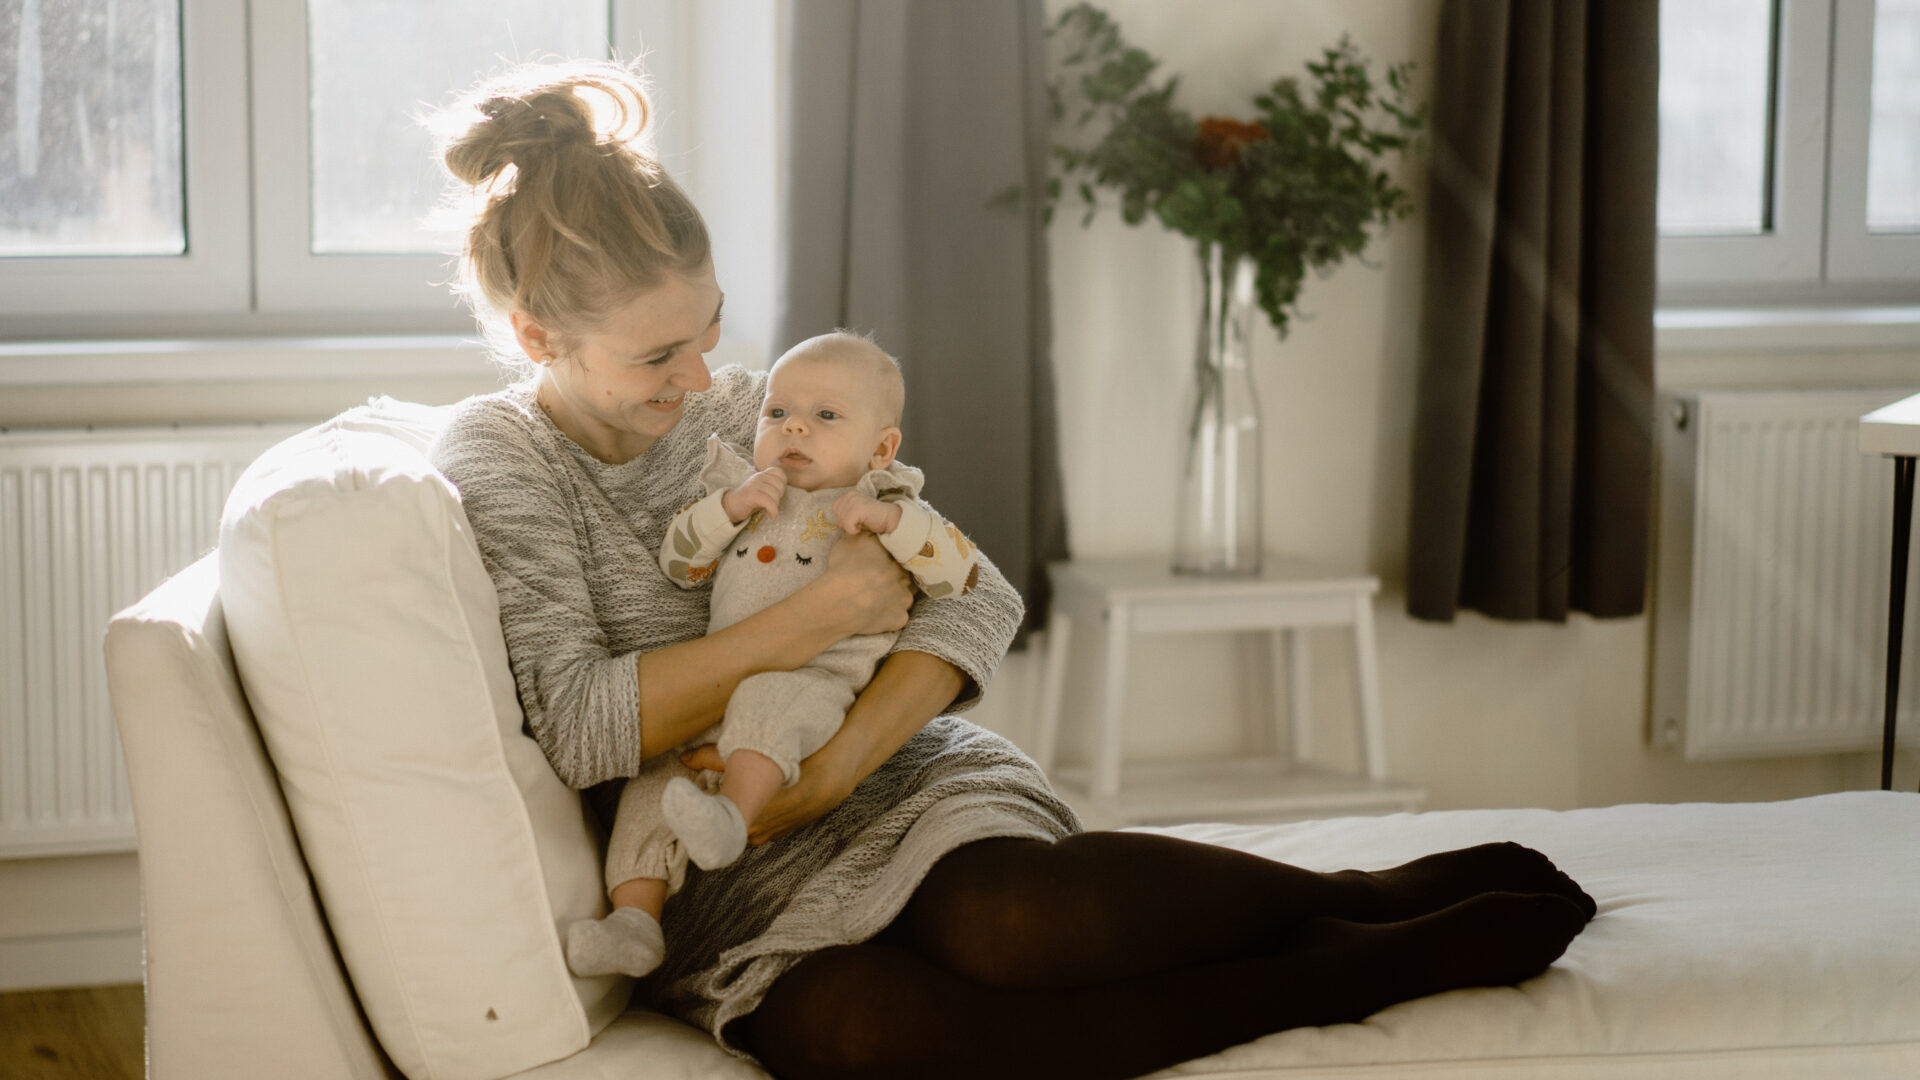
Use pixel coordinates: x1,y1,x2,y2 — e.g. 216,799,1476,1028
815,531,912,636
678,743,858,844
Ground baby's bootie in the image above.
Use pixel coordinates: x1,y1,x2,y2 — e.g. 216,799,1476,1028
564,906,664,978
662,776,749,870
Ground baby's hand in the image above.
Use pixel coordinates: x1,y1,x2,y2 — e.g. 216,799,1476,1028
832,491,904,536
722,467,787,523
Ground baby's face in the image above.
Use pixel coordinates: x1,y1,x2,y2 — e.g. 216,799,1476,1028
754,348,901,491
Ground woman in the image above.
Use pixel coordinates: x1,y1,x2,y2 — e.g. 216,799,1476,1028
429,62,1593,1080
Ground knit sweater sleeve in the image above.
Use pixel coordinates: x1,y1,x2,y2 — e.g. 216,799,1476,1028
432,398,644,789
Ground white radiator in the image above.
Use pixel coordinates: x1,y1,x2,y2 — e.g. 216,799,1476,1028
1653,389,1920,760
0,425,291,857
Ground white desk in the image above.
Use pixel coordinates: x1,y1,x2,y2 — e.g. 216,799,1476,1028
1859,394,1920,791
1032,556,1424,826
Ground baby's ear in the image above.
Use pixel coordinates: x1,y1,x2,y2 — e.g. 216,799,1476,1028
870,427,902,469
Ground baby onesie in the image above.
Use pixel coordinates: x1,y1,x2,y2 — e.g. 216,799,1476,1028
600,436,978,895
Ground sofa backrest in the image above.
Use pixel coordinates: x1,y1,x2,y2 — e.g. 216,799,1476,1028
211,399,627,1080
105,553,397,1079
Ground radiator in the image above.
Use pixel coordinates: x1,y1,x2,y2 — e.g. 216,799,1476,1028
0,425,291,857
1653,389,1920,760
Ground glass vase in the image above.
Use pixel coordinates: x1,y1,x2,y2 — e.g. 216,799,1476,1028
1173,245,1263,576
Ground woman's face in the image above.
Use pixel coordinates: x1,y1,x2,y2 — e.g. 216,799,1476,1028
527,265,724,464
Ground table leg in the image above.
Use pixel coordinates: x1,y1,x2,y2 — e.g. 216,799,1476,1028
1351,595,1387,782
1282,629,1312,765
1032,608,1072,775
1883,455,1915,792
1094,602,1131,798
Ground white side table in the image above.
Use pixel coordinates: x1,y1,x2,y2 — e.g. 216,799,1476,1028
1032,556,1424,826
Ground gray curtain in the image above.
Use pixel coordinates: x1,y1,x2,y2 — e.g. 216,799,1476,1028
1406,0,1658,623
779,0,1068,638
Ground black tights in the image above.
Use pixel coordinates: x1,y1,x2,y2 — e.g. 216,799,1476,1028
741,831,1595,1080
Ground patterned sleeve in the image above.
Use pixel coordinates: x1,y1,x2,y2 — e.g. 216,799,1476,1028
891,544,1022,713
659,434,761,588
431,397,643,789
878,501,981,600
658,492,734,589
852,458,1007,704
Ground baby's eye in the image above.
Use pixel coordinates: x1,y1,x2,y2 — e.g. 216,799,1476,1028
817,410,839,421
767,407,786,419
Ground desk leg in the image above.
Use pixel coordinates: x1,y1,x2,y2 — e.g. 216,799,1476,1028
1094,603,1131,798
1883,455,1915,792
1032,609,1072,774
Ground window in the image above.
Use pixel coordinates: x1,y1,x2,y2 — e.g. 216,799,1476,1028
0,0,782,365
0,0,185,257
1658,0,1920,302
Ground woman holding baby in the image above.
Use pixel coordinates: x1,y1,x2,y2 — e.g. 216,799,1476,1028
429,61,1592,1080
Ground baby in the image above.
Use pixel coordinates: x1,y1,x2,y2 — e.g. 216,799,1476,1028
566,330,980,979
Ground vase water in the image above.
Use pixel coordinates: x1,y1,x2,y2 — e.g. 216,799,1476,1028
1173,245,1262,576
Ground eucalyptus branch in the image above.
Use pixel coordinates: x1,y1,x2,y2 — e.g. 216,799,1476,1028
1008,3,1428,341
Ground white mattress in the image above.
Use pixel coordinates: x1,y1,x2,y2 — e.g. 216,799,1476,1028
1140,791,1920,1079
530,791,1919,1078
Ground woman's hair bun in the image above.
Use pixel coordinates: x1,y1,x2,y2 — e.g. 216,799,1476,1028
434,58,709,374
439,60,654,187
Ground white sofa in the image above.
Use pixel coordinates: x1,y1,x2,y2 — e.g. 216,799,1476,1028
104,403,1920,1079
108,552,773,1079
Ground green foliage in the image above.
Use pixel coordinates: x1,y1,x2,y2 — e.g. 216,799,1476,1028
1023,3,1427,339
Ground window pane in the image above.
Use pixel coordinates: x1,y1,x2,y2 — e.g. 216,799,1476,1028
307,1,608,255
1868,0,1920,233
0,0,184,257
1658,0,1775,236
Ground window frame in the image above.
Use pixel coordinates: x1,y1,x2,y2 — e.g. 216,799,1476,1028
1659,0,1920,303
1826,0,1920,282
244,0,471,316
0,0,784,365
0,0,253,317
1658,0,1833,295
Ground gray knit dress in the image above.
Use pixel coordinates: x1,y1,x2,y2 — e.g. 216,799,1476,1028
430,367,1081,1056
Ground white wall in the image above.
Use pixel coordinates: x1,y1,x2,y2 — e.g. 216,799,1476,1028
959,0,1896,810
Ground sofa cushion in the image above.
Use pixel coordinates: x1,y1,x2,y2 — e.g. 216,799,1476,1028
218,397,626,1080
105,555,394,1080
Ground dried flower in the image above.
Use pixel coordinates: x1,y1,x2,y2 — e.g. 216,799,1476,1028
1193,116,1270,170
1010,3,1427,340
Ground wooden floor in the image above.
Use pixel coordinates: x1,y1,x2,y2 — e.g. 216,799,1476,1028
0,985,145,1080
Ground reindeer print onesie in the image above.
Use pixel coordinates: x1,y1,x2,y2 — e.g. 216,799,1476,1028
600,436,979,896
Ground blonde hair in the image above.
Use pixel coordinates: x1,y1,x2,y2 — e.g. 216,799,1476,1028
433,60,711,374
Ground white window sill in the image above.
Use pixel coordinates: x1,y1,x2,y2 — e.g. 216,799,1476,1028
0,335,494,386
1656,305,1920,354
0,335,767,387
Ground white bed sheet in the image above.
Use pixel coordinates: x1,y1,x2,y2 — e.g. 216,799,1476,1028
1141,791,1920,1079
